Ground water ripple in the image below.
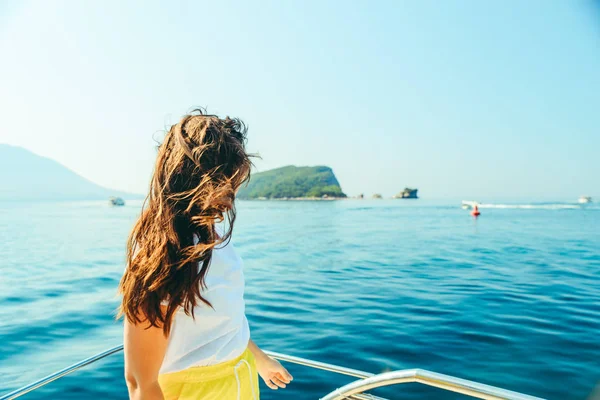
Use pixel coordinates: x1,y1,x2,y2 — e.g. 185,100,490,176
0,200,599,399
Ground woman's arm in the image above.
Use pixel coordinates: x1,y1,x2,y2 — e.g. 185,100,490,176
248,339,293,390
124,312,168,400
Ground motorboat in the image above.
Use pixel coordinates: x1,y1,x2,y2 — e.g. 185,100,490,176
462,200,478,209
109,197,126,206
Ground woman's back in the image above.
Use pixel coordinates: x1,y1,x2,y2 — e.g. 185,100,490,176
160,235,250,374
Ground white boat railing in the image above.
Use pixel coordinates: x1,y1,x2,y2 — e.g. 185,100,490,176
0,345,545,400
320,369,544,400
0,345,124,400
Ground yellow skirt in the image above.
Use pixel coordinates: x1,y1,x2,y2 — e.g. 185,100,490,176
158,348,260,400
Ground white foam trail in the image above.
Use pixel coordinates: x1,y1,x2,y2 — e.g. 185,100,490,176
477,204,583,210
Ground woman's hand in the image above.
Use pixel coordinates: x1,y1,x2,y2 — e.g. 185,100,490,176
247,339,293,390
254,354,293,390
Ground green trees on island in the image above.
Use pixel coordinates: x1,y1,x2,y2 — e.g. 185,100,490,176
237,165,346,199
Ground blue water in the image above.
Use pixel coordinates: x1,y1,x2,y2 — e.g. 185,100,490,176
1,200,599,399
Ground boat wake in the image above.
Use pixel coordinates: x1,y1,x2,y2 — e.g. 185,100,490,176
477,203,582,210
461,201,596,210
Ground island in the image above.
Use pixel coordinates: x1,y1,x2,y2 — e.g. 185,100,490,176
393,188,418,199
237,165,346,199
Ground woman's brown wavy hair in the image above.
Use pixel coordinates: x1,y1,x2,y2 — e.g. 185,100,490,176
118,110,253,335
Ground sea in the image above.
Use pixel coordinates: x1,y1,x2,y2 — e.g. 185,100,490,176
1,199,599,400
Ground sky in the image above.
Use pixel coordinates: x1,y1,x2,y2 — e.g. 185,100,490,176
1,0,599,200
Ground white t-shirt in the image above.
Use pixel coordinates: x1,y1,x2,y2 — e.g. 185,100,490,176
159,233,250,374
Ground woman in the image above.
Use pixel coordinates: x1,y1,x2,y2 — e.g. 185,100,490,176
119,110,292,400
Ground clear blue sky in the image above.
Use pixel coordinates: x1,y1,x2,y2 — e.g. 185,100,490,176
1,1,599,200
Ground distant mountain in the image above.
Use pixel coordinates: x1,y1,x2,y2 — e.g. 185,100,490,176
237,165,346,199
0,144,142,201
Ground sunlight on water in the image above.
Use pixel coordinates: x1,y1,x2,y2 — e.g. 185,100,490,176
0,200,599,399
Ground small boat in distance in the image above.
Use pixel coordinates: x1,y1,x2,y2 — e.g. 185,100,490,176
578,196,592,204
109,196,125,206
462,200,478,209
